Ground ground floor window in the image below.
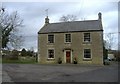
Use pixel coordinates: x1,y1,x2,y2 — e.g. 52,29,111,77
48,49,54,59
84,49,91,58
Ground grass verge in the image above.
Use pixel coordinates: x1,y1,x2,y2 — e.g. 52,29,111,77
2,58,37,64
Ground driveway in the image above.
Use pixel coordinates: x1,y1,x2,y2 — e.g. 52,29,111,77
2,62,118,82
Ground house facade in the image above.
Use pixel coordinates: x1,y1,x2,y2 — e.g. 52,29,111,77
38,13,104,65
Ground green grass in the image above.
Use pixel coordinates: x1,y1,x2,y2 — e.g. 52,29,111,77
0,58,2,63
2,58,37,64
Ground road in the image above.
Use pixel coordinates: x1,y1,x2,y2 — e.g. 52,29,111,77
2,62,118,82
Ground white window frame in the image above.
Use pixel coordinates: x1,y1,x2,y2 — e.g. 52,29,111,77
83,33,91,42
47,48,55,59
64,33,72,43
83,49,92,59
47,34,55,43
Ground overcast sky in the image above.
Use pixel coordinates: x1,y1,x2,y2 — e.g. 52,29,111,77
1,0,119,51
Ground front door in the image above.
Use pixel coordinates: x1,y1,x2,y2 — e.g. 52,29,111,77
66,51,71,63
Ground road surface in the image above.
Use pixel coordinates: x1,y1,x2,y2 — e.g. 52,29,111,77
2,62,118,82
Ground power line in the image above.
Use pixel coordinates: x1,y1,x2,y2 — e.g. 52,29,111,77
103,32,120,34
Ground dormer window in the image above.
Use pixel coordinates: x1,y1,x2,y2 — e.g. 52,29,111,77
48,35,54,43
84,33,90,42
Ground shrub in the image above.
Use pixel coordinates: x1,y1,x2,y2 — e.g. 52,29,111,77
58,57,62,64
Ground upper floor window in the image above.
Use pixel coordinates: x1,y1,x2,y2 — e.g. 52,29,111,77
84,49,91,58
48,49,54,59
48,35,54,43
65,34,71,43
84,33,90,42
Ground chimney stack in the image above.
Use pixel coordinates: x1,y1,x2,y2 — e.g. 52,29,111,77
45,16,49,25
98,12,102,21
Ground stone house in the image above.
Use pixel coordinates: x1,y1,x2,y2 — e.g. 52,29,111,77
38,13,104,65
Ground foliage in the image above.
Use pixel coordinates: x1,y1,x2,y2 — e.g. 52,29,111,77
59,14,78,22
58,57,62,64
20,48,35,57
27,50,33,56
73,57,77,64
0,9,24,49
21,48,27,56
10,49,19,60
114,50,120,61
0,58,2,63
103,45,108,60
2,49,19,60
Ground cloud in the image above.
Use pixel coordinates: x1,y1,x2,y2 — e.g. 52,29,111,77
3,1,118,50
21,35,37,51
1,0,120,2
103,11,118,31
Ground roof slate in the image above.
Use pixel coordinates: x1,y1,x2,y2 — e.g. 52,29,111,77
38,20,103,34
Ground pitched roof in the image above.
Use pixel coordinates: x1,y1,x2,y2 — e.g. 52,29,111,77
38,20,103,34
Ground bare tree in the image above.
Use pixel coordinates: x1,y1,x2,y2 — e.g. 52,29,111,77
104,33,115,50
59,14,78,22
0,8,24,50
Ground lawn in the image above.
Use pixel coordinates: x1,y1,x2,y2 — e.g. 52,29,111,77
2,56,37,64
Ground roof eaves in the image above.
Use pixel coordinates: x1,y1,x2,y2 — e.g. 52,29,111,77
38,29,103,34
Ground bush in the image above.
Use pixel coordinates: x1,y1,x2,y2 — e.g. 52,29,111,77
10,49,19,60
58,57,62,64
73,57,77,64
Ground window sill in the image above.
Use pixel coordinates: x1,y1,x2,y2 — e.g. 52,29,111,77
47,43,54,45
83,58,92,61
47,58,55,61
83,42,92,44
64,42,72,44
